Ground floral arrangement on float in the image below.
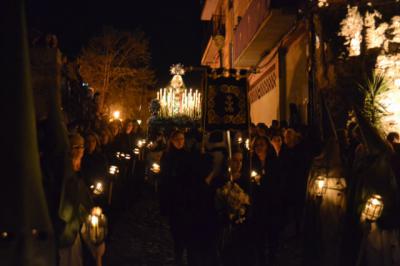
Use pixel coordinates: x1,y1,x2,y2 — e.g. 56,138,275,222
216,181,250,224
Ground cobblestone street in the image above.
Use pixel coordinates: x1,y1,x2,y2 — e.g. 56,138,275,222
104,186,303,266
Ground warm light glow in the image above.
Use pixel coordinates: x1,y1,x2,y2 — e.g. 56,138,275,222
376,54,400,134
237,137,243,144
109,165,119,175
245,139,250,150
363,194,384,222
125,154,131,160
137,140,144,148
157,87,202,119
314,176,327,197
113,110,120,120
250,170,261,185
156,64,201,120
90,215,99,227
91,207,103,216
87,207,106,245
151,163,161,173
376,54,400,90
133,148,140,155
318,0,329,8
339,5,363,57
91,182,104,195
365,10,387,50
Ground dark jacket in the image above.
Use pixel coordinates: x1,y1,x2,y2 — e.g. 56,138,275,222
81,151,108,186
250,153,283,222
159,147,193,217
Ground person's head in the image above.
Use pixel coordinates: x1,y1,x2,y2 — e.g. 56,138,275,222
284,128,300,148
271,120,279,129
250,123,257,137
230,149,244,175
109,121,120,137
256,123,268,136
168,130,185,150
100,128,111,145
124,120,134,134
85,132,99,154
69,133,85,161
94,92,101,104
280,120,288,129
87,87,94,98
254,136,270,158
270,130,283,153
387,132,400,144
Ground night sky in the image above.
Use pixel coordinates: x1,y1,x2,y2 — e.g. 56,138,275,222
26,0,205,88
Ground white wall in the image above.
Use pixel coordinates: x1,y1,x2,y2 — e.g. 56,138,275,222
284,33,308,123
248,52,280,126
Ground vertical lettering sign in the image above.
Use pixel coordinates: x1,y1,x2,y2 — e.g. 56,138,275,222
205,75,249,130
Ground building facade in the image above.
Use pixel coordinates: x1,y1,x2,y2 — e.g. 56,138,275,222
201,0,309,127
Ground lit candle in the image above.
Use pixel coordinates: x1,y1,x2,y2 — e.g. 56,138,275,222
151,163,161,173
91,181,104,195
109,165,119,175
87,206,106,245
314,176,327,197
250,170,261,184
137,140,143,148
245,139,250,150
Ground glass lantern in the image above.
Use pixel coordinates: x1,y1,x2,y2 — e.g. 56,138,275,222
150,163,161,174
91,181,104,195
314,176,328,197
108,165,119,176
87,207,107,246
362,194,384,222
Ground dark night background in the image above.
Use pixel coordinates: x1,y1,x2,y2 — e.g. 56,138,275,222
26,0,205,89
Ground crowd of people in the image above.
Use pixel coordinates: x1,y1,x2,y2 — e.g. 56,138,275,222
39,109,148,265
154,121,317,266
36,90,400,266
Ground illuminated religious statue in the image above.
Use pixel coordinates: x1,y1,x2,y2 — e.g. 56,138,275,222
156,64,201,120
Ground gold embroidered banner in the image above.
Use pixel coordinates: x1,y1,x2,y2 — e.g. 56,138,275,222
205,75,249,130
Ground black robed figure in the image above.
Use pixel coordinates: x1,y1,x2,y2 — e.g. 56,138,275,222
0,1,55,265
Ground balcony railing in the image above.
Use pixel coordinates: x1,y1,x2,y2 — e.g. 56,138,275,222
201,14,226,66
234,0,271,63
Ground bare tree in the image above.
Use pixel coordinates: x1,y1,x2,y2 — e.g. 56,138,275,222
78,26,155,117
